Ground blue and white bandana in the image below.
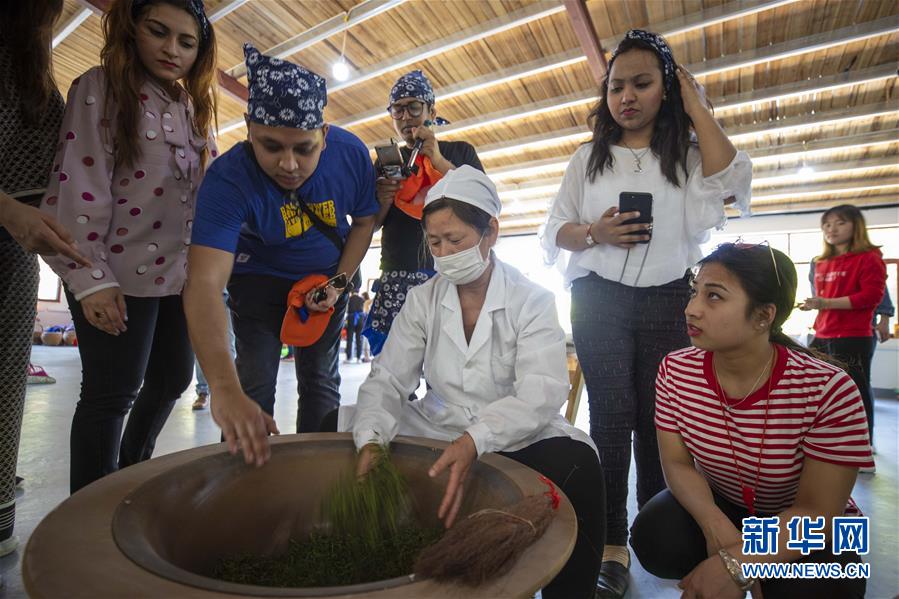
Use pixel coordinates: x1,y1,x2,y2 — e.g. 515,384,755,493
132,0,211,43
612,29,676,91
387,70,449,125
244,43,327,130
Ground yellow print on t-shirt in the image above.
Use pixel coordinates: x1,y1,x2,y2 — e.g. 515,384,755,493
280,200,337,238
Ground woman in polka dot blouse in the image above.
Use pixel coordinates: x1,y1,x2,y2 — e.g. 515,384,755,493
40,0,218,494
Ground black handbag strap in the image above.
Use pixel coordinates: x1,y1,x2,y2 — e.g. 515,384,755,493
289,190,362,291
288,190,345,252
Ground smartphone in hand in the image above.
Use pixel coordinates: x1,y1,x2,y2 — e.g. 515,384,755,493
619,192,653,244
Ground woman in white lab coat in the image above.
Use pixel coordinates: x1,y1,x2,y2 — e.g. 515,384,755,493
334,165,604,599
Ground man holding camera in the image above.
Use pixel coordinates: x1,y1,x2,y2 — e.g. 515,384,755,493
184,44,377,464
365,70,484,355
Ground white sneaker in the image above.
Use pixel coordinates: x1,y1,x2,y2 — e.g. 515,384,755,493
0,535,18,557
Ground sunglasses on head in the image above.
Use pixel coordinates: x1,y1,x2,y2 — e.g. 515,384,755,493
731,239,782,288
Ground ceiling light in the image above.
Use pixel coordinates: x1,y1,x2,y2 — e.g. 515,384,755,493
332,11,351,82
332,59,350,82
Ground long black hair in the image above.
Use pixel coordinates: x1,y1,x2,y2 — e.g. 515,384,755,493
698,243,821,358
585,36,695,187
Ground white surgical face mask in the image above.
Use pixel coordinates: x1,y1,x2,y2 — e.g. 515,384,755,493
434,236,489,285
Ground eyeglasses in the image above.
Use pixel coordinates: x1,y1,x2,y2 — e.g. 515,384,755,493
732,238,782,287
388,100,425,120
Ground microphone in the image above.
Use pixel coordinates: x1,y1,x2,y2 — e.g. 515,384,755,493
405,119,432,175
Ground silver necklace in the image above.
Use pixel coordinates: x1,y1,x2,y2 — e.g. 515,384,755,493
621,140,650,173
713,348,774,411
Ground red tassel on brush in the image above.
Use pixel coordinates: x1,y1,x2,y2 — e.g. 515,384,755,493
413,493,557,586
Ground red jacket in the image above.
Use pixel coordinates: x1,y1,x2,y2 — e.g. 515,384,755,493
813,249,886,338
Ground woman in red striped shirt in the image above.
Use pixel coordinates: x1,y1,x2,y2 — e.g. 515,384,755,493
631,243,871,599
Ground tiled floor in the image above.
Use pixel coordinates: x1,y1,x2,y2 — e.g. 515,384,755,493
3,345,897,597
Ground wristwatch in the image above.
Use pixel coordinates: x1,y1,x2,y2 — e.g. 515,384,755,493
718,549,756,593
584,224,596,246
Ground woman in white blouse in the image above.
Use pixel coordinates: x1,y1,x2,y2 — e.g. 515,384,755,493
335,166,603,598
540,29,751,598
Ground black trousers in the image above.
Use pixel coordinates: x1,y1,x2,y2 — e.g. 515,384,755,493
67,291,193,494
631,489,866,599
571,272,690,545
810,336,875,441
319,411,604,599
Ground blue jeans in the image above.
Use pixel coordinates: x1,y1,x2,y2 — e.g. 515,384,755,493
228,274,347,433
195,292,235,395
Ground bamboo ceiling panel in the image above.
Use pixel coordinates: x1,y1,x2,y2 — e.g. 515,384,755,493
750,189,899,208
344,60,595,144
58,0,88,26
321,10,581,120
53,11,104,94
47,0,899,221
279,0,558,85
481,139,586,170
216,92,249,125
213,1,355,74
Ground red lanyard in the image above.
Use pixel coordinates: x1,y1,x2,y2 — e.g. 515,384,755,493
714,353,774,516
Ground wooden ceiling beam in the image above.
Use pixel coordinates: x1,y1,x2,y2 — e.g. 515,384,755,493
53,8,93,48
227,0,407,79
749,130,899,164
53,7,93,49
216,71,249,103
753,156,899,184
728,101,897,143
208,0,249,22
698,14,899,78
714,64,897,114
615,0,801,43
563,0,606,84
751,180,899,203
76,0,250,108
76,0,109,14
